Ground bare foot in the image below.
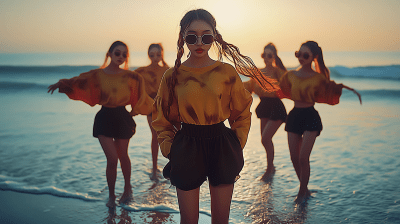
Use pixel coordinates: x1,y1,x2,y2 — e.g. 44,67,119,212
106,196,116,208
294,190,311,204
119,189,133,205
150,168,160,180
266,165,276,174
261,167,275,182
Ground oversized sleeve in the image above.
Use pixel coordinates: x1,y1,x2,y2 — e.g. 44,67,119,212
128,71,154,116
58,69,100,106
243,79,255,94
277,71,291,99
151,71,180,158
315,77,343,105
228,72,253,149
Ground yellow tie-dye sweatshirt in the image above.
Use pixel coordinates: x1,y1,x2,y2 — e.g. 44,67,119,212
57,69,153,116
152,61,253,158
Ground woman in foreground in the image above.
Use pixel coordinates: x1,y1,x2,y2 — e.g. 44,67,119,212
151,9,277,224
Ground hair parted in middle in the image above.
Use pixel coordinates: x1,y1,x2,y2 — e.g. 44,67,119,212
100,40,130,70
148,43,169,67
165,8,278,118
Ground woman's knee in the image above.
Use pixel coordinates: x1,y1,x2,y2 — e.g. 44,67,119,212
299,155,310,165
106,155,118,168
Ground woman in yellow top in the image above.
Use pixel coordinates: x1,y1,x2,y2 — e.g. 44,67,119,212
135,43,169,174
244,43,287,176
279,41,361,203
48,41,153,208
152,9,277,224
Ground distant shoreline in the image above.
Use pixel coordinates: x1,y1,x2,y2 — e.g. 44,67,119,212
0,51,399,68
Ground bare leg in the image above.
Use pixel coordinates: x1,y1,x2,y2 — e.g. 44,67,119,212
147,115,159,171
114,138,132,204
98,135,119,208
288,132,302,181
296,131,318,202
261,119,283,172
210,183,234,224
177,187,200,224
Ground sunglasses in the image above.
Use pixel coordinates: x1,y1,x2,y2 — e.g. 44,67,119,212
114,52,127,58
185,34,214,45
265,53,273,59
295,51,310,60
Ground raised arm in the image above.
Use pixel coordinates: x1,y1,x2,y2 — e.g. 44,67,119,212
343,84,362,105
47,82,61,94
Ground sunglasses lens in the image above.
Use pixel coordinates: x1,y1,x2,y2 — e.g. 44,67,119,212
185,35,197,45
122,54,127,58
202,35,214,45
303,53,309,60
267,54,273,59
114,52,120,57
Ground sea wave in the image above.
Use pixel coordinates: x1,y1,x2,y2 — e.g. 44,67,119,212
1,81,400,100
0,81,48,91
1,65,399,80
330,65,400,80
0,176,101,202
0,65,98,74
121,204,211,217
341,89,400,99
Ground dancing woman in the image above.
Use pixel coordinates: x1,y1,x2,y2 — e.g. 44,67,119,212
48,41,153,207
279,41,361,203
244,43,287,175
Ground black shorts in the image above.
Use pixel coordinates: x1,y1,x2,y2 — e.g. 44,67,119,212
93,106,136,139
255,97,287,122
165,122,244,191
285,106,322,136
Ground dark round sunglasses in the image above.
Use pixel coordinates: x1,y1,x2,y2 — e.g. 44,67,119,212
185,34,214,45
265,53,273,59
295,51,310,60
114,52,127,58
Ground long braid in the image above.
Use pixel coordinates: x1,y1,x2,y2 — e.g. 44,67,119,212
315,46,330,80
274,56,286,71
214,32,279,92
161,58,168,68
165,35,185,118
264,43,286,71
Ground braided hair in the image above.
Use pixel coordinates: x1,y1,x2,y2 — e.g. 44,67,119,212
165,9,278,118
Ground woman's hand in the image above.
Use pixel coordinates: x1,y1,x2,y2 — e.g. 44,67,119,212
343,85,362,105
47,82,61,94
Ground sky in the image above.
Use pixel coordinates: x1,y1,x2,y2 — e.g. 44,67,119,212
1,0,399,66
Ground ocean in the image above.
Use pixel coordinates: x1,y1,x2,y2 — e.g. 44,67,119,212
0,54,399,223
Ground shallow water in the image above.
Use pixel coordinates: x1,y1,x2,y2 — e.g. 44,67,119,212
0,73,399,223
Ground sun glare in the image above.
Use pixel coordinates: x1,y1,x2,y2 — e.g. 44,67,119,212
209,0,246,30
